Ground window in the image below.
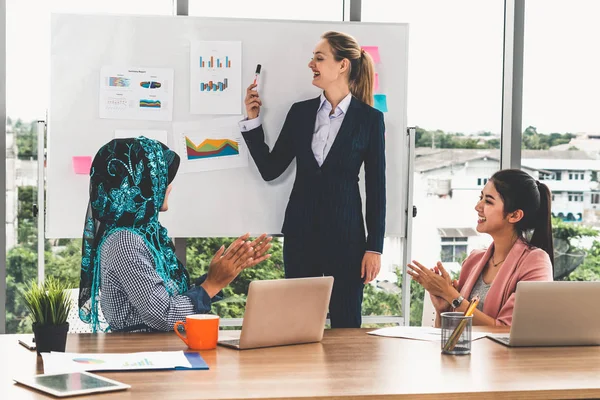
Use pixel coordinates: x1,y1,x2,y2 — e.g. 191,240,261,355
189,0,343,21
5,0,175,334
363,0,503,323
440,237,468,263
591,194,600,204
567,193,583,202
540,171,560,181
568,171,585,181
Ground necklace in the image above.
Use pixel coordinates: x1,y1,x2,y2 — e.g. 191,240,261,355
491,255,506,267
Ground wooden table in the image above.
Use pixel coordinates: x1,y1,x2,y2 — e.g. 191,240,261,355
2,328,599,399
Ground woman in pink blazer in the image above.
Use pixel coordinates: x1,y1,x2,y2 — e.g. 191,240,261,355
408,169,554,326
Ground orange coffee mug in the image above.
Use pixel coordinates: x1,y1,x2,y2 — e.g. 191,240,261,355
174,314,219,350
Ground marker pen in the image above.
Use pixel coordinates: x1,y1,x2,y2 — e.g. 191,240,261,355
253,64,262,90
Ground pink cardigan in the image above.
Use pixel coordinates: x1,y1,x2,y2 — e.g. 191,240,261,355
457,239,553,326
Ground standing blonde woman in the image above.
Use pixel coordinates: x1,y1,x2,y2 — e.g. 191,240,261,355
240,31,386,328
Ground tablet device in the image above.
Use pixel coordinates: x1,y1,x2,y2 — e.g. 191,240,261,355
13,371,130,397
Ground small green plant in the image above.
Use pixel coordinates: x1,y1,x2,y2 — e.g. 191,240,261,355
22,277,71,326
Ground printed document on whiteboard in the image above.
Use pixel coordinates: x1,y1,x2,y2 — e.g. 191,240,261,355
190,41,242,115
99,66,174,121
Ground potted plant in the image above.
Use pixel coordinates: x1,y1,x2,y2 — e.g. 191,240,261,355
22,277,71,355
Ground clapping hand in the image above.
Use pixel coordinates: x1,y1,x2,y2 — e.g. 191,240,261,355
407,260,454,299
202,233,272,297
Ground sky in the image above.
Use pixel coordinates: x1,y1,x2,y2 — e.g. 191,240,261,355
5,0,600,135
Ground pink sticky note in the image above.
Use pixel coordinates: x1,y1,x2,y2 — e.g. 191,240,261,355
72,156,92,175
374,73,379,92
362,46,380,63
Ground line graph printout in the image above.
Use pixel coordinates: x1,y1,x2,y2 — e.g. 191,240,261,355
190,41,242,115
174,119,248,173
99,66,174,121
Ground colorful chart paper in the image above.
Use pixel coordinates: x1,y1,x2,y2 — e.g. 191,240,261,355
185,137,240,160
99,66,174,121
190,41,242,114
173,118,249,174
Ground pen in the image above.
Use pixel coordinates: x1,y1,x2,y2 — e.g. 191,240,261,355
464,296,479,317
253,64,261,90
444,296,479,352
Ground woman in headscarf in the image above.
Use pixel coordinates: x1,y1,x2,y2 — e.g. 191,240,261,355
79,137,271,332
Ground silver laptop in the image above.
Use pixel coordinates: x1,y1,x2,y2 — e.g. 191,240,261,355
488,281,600,347
218,277,334,350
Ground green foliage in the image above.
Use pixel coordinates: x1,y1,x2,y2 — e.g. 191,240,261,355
16,186,38,250
6,238,81,332
415,127,494,149
552,218,598,254
186,237,285,318
21,277,71,326
522,126,576,150
414,125,574,150
12,120,37,159
17,220,37,247
362,282,401,317
46,240,83,288
408,279,424,326
564,241,600,282
17,186,35,221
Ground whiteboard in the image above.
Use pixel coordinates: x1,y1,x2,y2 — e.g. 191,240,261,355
47,14,408,239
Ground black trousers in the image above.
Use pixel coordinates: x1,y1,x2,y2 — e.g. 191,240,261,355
283,235,365,328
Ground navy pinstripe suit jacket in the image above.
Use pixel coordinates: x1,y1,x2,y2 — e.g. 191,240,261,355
242,96,386,253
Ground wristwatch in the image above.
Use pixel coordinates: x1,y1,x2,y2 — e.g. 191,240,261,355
451,295,464,309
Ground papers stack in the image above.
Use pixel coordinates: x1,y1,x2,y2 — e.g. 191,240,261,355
42,351,206,374
367,326,490,342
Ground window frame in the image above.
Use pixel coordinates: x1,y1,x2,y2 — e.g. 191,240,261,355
0,0,528,332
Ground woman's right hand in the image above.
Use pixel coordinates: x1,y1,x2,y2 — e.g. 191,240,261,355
201,234,253,297
245,83,262,119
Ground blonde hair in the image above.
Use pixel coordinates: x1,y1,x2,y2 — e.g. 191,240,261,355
321,31,375,106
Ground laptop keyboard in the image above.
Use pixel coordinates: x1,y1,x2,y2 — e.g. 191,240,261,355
220,339,240,346
492,335,510,345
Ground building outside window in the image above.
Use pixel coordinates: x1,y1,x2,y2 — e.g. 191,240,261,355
440,237,468,263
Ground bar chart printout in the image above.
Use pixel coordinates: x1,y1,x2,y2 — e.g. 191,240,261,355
200,78,228,92
190,41,242,114
200,56,232,68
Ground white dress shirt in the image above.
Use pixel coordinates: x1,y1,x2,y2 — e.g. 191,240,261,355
239,92,352,167
239,92,381,255
311,92,352,166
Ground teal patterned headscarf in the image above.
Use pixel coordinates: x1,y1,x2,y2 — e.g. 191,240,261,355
79,137,189,332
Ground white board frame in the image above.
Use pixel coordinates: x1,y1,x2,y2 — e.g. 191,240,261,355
47,14,409,239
